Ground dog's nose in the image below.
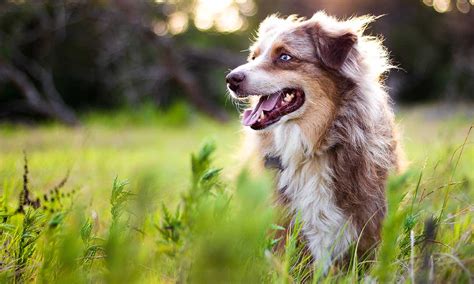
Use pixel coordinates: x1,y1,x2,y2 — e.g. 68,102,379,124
226,71,245,91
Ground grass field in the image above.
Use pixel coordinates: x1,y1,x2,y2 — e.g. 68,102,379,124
0,104,472,283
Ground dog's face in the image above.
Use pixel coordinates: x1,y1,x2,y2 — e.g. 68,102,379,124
226,13,357,135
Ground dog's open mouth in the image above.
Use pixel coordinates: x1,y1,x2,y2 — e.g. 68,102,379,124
242,88,305,130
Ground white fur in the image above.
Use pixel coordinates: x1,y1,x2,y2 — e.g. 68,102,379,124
269,123,357,270
232,12,400,271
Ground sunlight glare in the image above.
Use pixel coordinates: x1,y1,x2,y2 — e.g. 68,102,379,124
237,0,257,16
433,0,451,12
153,20,168,36
456,0,471,13
168,11,188,34
193,0,252,32
423,0,433,6
216,5,243,32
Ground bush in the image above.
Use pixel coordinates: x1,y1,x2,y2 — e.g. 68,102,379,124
0,137,472,282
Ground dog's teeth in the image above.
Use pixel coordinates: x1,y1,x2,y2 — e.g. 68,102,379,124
260,112,265,119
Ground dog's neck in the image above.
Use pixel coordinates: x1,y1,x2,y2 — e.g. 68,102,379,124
254,86,398,259
261,122,323,170
259,122,332,208
258,122,355,268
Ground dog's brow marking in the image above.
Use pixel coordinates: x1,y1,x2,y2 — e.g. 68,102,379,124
257,29,287,59
250,47,261,59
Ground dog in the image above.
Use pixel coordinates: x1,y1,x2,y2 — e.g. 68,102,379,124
226,12,404,269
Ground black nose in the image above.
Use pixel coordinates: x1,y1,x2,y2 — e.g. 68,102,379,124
226,71,245,91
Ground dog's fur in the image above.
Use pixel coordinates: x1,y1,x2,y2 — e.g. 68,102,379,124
227,12,404,269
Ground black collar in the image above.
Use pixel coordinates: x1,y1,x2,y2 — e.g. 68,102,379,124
264,155,283,171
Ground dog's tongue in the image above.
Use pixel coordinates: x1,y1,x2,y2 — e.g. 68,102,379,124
242,93,281,126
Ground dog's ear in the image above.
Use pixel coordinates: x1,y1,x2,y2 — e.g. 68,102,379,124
305,24,357,70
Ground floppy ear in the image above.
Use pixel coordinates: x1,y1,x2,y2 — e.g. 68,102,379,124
305,24,357,70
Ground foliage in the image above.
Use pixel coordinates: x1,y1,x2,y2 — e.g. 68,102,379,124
0,0,244,124
0,111,472,283
1,0,473,125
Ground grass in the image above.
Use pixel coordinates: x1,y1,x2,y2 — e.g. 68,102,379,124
0,103,472,283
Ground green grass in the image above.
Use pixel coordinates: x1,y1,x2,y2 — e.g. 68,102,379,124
0,104,472,283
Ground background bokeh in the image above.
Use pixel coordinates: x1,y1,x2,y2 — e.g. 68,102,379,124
0,0,473,124
0,1,473,283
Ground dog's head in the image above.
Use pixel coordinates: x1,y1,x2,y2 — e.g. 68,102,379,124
226,12,384,134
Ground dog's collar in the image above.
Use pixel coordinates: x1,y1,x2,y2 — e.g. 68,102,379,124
264,155,283,171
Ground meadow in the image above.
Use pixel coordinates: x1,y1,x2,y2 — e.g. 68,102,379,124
0,103,472,283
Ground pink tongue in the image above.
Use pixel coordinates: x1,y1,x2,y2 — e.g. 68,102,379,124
242,93,281,126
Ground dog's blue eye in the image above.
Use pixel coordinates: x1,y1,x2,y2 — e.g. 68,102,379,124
279,54,292,61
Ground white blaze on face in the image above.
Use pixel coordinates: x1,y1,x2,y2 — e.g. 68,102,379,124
229,30,295,98
229,63,281,98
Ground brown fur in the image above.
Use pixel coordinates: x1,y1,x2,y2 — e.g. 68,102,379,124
229,12,404,265
325,88,398,251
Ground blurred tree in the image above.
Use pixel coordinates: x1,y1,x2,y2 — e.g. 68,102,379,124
0,1,80,125
0,0,249,124
0,0,472,124
254,0,474,102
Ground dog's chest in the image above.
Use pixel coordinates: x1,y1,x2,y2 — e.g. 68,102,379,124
260,124,355,261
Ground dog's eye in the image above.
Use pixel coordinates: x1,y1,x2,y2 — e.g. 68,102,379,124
279,53,292,62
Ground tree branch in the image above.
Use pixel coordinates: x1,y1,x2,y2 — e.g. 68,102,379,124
142,30,230,122
0,61,79,125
